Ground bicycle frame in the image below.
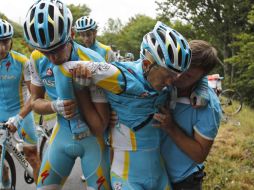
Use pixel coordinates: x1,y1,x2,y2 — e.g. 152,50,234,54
0,124,33,188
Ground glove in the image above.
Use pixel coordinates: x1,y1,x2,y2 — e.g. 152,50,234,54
190,91,209,108
51,99,67,118
7,114,23,131
73,77,91,89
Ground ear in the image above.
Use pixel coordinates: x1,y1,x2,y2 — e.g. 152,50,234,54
143,59,152,70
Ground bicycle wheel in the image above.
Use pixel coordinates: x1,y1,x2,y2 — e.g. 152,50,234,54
2,151,16,190
219,89,243,116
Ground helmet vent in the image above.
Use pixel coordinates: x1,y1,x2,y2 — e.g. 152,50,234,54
178,49,182,67
39,28,46,45
30,24,37,43
184,54,189,70
49,5,54,19
58,18,64,36
151,37,156,46
0,27,2,35
30,8,35,22
181,39,186,50
38,13,44,24
3,24,6,33
157,45,163,60
67,18,70,35
39,3,45,9
157,29,165,44
8,25,11,32
24,23,30,40
167,44,174,64
49,22,54,42
173,30,180,36
169,32,177,47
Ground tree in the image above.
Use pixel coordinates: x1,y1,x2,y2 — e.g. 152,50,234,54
68,4,91,23
226,6,254,107
117,15,157,58
102,18,123,34
156,0,254,78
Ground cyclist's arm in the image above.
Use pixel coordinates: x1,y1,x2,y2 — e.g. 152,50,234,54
154,107,214,163
71,61,126,94
74,86,109,136
18,61,33,118
163,120,213,163
29,57,55,114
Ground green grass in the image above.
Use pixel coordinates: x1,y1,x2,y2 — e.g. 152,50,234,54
203,104,254,190
34,113,56,124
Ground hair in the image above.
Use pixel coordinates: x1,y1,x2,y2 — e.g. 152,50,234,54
189,40,220,74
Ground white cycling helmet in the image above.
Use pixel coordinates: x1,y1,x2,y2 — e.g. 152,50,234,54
140,21,191,73
0,19,14,40
23,0,73,51
74,16,97,32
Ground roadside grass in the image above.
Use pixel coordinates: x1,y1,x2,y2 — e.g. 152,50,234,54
204,105,254,190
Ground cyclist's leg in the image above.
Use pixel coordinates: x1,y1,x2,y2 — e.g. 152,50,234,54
17,112,40,182
37,123,75,189
111,149,170,190
81,136,111,190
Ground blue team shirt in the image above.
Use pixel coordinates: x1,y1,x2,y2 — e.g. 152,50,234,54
0,51,30,121
161,87,222,182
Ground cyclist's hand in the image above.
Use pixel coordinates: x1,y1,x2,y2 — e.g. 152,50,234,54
190,91,209,108
51,99,76,119
73,64,92,89
153,107,173,130
7,115,23,133
109,111,118,128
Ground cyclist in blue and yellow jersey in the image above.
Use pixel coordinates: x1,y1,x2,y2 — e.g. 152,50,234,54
154,40,222,190
23,0,111,189
0,18,40,184
71,21,191,190
74,16,115,63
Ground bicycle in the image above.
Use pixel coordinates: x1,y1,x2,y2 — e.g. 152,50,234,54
0,116,50,190
208,74,243,116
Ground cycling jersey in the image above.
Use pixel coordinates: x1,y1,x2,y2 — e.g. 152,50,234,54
33,41,111,190
0,50,37,144
0,51,30,119
161,87,222,183
65,60,170,150
90,41,115,62
64,60,171,189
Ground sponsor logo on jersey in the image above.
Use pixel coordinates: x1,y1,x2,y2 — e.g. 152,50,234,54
42,79,55,87
96,176,106,190
6,62,11,71
41,170,49,184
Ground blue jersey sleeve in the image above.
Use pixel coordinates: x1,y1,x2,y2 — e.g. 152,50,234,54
193,88,222,140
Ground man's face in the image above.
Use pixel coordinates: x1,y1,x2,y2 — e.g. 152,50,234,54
39,42,71,65
0,38,11,59
146,65,178,91
174,66,205,89
79,30,96,48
